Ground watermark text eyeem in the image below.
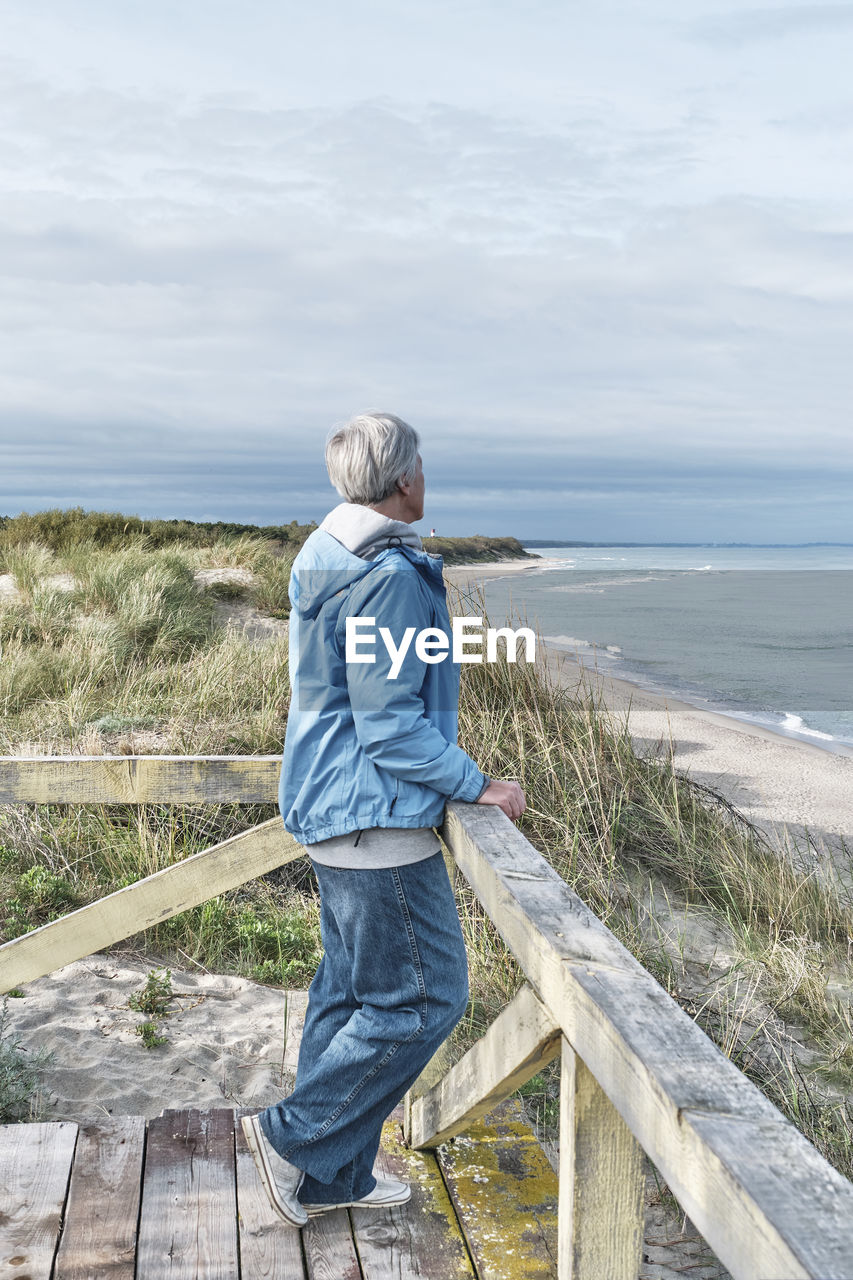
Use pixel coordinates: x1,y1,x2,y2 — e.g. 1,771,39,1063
346,616,536,679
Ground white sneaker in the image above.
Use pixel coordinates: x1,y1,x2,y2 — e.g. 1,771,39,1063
303,1173,411,1216
240,1112,308,1228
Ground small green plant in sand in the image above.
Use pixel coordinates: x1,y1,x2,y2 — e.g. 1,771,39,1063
129,968,173,1049
135,1020,168,1050
0,997,54,1122
128,967,174,1017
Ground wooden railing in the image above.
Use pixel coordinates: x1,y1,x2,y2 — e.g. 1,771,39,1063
2,756,853,1280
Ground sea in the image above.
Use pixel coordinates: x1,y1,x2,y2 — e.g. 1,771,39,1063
475,546,853,756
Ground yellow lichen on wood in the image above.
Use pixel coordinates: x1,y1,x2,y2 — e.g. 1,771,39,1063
436,1102,559,1280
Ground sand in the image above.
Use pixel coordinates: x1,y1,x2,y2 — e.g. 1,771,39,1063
445,556,564,580
3,949,306,1124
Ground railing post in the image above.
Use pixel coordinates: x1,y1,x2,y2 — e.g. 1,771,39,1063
558,1037,645,1280
403,1044,451,1145
407,984,561,1149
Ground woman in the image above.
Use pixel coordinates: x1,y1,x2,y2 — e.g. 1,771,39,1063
241,411,525,1225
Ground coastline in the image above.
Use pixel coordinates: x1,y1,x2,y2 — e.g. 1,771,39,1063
444,561,853,875
443,556,565,581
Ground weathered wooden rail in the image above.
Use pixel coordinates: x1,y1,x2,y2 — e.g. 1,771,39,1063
3,756,853,1279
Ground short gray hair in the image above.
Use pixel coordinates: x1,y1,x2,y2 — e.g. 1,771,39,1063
325,412,420,505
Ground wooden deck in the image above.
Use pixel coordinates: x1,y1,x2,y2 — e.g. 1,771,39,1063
0,1103,558,1279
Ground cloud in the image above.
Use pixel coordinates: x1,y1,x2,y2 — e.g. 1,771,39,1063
688,4,853,48
770,101,853,134
0,39,852,540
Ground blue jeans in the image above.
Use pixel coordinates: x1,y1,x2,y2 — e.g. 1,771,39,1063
258,851,469,1204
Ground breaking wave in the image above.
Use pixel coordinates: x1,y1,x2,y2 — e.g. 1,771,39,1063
780,713,835,742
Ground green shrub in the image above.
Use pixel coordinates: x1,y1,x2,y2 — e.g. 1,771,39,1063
151,890,322,986
3,865,80,938
135,1021,168,1049
128,968,174,1018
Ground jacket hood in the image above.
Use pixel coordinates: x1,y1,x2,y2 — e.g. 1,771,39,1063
320,502,423,561
291,505,441,620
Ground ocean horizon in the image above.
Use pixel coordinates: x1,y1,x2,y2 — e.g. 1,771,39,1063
476,545,853,754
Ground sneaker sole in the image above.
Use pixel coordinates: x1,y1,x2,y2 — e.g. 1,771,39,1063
240,1113,308,1228
304,1186,412,1216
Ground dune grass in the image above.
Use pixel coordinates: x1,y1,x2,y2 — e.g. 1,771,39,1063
0,506,316,553
1,537,852,1179
0,995,55,1123
0,535,294,755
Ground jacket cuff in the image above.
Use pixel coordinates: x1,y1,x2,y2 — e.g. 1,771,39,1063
455,766,489,803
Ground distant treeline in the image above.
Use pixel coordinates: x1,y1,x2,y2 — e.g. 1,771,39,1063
422,534,535,564
0,508,535,564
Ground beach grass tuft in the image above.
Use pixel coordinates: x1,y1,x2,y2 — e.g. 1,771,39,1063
0,996,55,1122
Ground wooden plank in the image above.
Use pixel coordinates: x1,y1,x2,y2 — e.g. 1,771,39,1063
302,1210,361,1280
350,1110,476,1279
408,983,560,1148
234,1108,306,1279
435,1101,558,1280
0,755,280,804
53,1116,146,1280
0,818,305,993
558,1041,644,1280
441,802,853,1280
136,1108,239,1279
0,1121,78,1280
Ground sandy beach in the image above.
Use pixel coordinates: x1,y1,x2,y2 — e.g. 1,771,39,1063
445,561,853,881
445,556,564,581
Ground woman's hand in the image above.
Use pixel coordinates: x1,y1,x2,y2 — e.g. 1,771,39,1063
476,779,526,821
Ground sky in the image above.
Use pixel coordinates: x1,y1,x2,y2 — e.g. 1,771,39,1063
1,0,852,542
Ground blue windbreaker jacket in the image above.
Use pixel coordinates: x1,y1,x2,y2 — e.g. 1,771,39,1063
279,528,487,843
